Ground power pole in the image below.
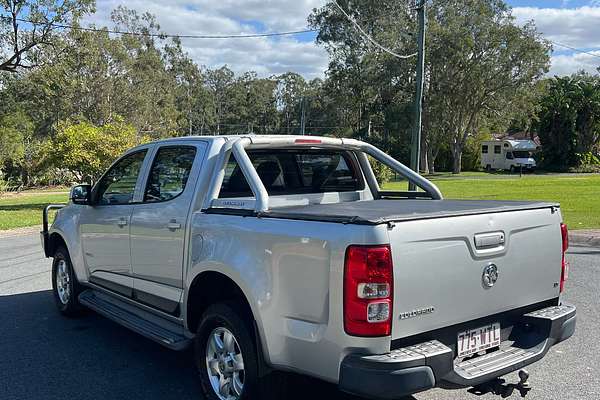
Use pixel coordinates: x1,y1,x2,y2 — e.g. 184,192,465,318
300,96,307,135
409,0,426,190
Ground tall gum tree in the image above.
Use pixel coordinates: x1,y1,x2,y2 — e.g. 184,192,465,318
426,0,550,173
1,0,95,72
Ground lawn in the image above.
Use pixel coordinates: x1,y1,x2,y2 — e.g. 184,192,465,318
385,173,600,230
0,191,68,230
0,173,598,231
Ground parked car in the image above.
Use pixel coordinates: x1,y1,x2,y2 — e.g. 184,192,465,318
481,140,538,172
42,135,575,400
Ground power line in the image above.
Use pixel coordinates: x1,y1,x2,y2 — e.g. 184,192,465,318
0,15,318,39
331,0,417,59
550,40,600,60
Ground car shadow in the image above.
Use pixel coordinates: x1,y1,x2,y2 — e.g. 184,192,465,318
0,290,417,400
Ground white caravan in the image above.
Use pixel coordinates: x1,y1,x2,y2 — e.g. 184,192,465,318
481,140,538,172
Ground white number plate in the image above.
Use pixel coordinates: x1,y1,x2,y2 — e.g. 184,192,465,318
457,322,501,358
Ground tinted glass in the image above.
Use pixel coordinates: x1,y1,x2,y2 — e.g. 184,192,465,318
513,151,532,158
494,146,501,154
482,145,488,154
95,150,147,205
144,146,196,203
219,150,363,198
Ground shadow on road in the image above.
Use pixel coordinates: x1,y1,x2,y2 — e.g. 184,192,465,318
0,290,416,400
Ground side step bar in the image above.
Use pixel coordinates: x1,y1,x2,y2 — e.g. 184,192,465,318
79,290,191,351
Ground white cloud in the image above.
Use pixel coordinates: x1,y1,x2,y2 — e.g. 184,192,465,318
512,6,600,48
85,0,329,79
512,6,600,75
548,51,600,76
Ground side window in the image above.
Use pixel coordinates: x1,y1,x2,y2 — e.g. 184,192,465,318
482,145,488,154
506,151,514,160
494,145,501,154
144,146,197,203
95,151,147,205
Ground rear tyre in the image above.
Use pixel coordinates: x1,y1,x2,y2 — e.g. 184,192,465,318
509,165,516,173
485,164,492,173
195,303,287,400
51,246,84,317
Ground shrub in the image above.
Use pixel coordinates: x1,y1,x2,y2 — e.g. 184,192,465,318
368,157,393,185
42,119,148,183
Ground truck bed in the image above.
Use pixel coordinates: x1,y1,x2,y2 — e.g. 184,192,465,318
261,199,558,225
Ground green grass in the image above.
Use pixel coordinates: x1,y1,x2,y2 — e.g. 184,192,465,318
385,173,600,230
0,192,68,230
1,173,599,231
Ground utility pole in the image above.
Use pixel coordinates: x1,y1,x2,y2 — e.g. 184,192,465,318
409,0,426,191
300,96,307,135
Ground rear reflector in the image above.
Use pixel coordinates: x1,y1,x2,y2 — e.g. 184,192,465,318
294,139,322,144
560,223,569,293
344,245,393,337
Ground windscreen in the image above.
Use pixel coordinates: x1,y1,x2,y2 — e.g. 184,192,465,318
513,151,533,158
219,149,364,198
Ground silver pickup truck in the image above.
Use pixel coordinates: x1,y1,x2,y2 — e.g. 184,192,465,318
41,135,575,400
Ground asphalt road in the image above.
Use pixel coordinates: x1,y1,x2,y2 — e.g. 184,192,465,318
0,233,598,400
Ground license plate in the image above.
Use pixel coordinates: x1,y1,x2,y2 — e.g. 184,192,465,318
457,322,501,358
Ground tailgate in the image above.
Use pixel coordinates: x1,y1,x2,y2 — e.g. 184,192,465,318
388,206,563,340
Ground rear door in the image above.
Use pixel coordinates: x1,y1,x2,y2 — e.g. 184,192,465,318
388,207,562,340
129,142,206,314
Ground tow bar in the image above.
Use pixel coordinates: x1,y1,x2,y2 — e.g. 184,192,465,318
468,369,531,398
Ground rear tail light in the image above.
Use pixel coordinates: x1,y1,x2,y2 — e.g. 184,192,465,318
560,223,569,293
344,245,393,336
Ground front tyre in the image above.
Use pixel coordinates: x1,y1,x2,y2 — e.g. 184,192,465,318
195,303,286,400
51,246,83,316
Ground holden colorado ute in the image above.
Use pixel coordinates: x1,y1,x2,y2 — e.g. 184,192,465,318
41,135,575,400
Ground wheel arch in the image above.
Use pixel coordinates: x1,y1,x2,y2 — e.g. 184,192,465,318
186,270,258,335
47,232,68,258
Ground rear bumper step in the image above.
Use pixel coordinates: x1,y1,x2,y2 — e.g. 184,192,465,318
79,289,191,351
339,304,576,399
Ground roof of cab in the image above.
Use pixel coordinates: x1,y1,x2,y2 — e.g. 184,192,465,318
126,134,335,152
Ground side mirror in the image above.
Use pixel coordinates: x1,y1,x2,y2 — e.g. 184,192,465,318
70,184,92,205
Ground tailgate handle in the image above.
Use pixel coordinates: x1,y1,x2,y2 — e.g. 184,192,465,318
474,232,505,249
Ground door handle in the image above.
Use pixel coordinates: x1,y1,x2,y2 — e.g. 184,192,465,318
117,218,128,227
167,219,181,231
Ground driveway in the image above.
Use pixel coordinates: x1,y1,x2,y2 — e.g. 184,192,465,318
1,233,598,399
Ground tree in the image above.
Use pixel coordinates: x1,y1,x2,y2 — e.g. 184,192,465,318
165,38,215,135
537,74,600,169
309,0,416,147
2,6,182,138
426,0,550,173
205,66,236,135
0,0,95,72
275,72,307,134
42,119,144,182
310,0,550,173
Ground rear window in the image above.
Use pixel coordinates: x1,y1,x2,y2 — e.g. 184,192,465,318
219,149,364,198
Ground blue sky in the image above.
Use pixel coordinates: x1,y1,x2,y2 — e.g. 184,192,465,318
87,0,600,78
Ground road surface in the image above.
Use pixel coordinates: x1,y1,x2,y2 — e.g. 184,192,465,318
0,233,598,400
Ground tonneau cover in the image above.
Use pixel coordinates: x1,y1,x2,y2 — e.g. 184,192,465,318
260,199,558,225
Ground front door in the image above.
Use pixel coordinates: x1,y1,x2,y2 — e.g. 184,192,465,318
130,144,204,314
80,149,151,297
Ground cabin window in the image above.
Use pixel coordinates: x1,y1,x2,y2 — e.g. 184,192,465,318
482,145,488,154
494,145,501,154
